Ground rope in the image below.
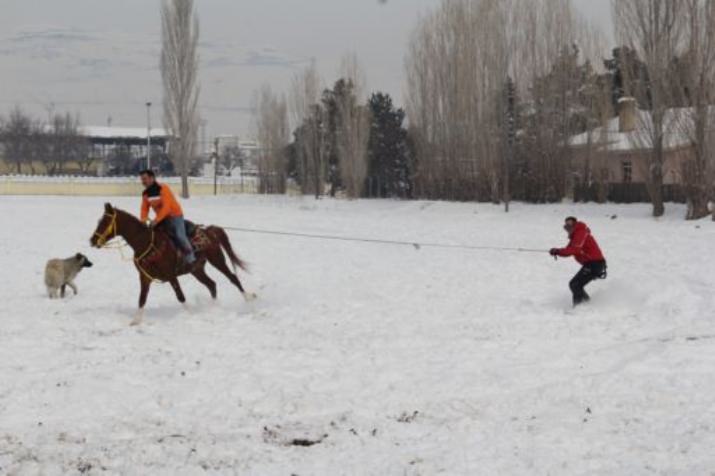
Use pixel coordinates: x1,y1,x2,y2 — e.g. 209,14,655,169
133,229,164,283
100,231,163,283
221,226,547,254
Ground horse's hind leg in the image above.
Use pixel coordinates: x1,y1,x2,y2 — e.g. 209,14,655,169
169,278,186,305
192,265,217,299
207,249,255,301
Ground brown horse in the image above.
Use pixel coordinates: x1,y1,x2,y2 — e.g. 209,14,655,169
90,203,255,325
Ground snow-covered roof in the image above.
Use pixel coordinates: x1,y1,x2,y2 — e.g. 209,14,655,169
238,139,260,149
80,126,171,140
569,106,714,153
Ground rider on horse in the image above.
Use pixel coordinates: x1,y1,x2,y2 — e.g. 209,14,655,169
139,170,196,264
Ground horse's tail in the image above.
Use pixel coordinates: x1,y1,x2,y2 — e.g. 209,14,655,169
214,227,249,273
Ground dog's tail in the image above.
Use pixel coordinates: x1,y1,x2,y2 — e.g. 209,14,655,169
214,227,249,273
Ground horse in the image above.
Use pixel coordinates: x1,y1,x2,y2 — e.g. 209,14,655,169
90,203,256,326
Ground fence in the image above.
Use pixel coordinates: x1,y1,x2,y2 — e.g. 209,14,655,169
573,182,687,204
0,175,271,197
1,174,690,204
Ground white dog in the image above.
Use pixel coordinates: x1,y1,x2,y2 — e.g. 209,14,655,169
44,253,93,299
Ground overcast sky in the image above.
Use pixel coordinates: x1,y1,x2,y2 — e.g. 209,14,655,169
0,0,613,141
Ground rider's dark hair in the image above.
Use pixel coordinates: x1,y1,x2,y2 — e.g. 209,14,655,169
565,216,578,223
139,169,156,178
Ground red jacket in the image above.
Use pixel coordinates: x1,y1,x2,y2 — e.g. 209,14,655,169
556,222,605,264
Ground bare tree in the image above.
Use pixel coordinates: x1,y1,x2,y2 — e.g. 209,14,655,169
253,84,290,194
161,0,200,198
289,61,328,197
76,140,95,175
0,108,33,174
26,121,46,175
672,0,715,219
290,60,322,132
41,113,87,176
613,0,685,217
335,53,370,198
405,0,601,202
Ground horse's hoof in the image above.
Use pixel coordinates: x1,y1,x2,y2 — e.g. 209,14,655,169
130,310,144,326
244,292,258,302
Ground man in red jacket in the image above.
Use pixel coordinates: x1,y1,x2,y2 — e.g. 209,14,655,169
550,217,607,306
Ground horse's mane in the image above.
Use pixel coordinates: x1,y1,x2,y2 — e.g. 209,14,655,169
113,207,172,242
114,207,145,227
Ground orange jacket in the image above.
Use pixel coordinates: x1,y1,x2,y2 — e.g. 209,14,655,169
140,182,184,223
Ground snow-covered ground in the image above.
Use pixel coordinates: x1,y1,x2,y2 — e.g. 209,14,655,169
1,195,714,475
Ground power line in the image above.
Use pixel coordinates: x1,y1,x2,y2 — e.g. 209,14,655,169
222,226,547,254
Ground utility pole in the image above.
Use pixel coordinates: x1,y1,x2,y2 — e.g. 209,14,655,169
200,119,208,158
213,137,220,195
213,137,220,196
146,102,152,170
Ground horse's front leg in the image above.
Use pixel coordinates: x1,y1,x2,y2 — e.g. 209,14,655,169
131,275,152,326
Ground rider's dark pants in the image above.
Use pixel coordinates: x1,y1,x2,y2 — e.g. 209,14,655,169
569,260,607,306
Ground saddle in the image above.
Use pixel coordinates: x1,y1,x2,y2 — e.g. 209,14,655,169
184,220,211,253
152,220,212,264
185,221,212,252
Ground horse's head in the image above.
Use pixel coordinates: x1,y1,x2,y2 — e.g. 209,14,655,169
90,203,119,248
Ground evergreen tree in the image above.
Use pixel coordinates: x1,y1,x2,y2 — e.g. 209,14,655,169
365,92,411,198
603,46,652,109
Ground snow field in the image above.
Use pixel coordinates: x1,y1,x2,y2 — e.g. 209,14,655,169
0,195,713,475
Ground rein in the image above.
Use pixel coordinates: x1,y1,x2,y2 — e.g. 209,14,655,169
95,210,162,283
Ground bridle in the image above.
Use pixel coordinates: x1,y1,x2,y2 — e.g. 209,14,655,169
94,211,118,247
94,208,161,282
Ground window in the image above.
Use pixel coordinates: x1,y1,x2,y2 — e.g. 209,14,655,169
622,161,633,183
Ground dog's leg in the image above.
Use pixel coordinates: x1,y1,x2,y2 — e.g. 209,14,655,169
60,284,66,298
48,286,56,299
67,281,78,296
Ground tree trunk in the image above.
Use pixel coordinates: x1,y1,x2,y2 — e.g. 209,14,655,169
649,180,665,217
649,146,666,217
181,168,190,199
685,184,710,220
686,195,709,220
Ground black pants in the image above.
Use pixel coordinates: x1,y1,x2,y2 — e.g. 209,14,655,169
569,260,607,306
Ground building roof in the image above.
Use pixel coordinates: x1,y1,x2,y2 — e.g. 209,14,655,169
80,126,171,140
569,106,714,153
